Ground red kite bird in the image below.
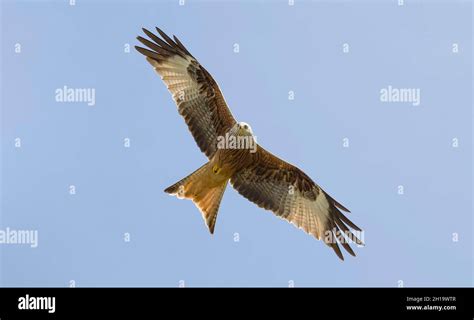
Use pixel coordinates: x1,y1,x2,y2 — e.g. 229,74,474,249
136,27,363,260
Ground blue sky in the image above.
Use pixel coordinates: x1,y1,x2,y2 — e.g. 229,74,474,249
1,0,472,287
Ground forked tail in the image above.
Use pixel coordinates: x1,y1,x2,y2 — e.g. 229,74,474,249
164,163,228,234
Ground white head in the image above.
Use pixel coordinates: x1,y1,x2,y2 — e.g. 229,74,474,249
236,122,254,136
221,121,257,153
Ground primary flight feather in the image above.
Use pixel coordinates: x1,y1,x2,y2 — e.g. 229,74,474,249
135,27,363,260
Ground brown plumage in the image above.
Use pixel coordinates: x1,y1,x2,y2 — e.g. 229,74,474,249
136,27,363,260
136,27,236,159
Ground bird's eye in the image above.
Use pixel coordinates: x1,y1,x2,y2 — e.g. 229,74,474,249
243,125,248,130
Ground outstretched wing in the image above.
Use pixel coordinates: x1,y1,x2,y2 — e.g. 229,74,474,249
135,27,237,159
230,146,363,260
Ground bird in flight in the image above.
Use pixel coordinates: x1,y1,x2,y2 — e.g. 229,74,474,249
135,27,363,260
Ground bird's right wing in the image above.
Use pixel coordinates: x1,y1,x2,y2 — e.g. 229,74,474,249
135,27,237,159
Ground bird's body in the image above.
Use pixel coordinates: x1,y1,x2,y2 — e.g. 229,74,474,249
164,123,257,233
136,27,363,260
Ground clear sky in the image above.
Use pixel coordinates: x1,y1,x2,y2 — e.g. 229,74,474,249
1,0,472,287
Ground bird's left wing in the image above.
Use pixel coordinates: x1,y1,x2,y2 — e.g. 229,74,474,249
230,146,363,260
135,27,237,159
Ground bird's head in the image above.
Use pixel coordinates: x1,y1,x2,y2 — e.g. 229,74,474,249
223,122,257,153
235,122,254,137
